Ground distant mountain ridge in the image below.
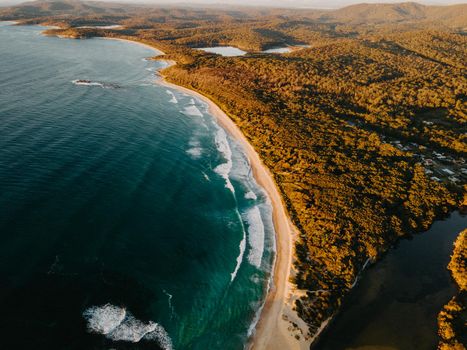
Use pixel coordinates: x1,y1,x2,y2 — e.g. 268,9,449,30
329,2,467,26
1,0,466,29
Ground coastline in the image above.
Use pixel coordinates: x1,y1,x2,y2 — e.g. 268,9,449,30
57,33,311,349
15,18,463,350
105,37,310,349
157,77,309,350
154,53,313,350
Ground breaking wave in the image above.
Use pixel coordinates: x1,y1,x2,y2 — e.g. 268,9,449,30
244,191,257,200
166,90,178,104
186,139,202,158
83,304,173,350
163,290,176,319
245,206,265,268
186,147,202,158
213,128,235,194
202,171,211,181
71,80,120,89
182,105,203,117
230,211,246,282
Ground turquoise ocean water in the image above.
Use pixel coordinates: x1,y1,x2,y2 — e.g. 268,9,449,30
0,23,275,350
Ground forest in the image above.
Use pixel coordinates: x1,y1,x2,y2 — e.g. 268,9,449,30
1,0,466,347
438,229,466,350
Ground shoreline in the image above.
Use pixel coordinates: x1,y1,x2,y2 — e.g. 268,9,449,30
157,78,307,350
104,37,310,349
55,32,311,349
152,50,312,350
23,21,465,350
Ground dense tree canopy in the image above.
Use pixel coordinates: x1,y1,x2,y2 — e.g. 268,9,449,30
438,229,466,350
2,0,466,344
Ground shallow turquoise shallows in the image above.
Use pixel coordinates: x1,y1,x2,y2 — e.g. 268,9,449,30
0,23,275,350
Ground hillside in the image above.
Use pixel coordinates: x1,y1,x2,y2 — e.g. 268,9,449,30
438,229,466,349
2,1,466,30
1,1,466,347
328,2,467,27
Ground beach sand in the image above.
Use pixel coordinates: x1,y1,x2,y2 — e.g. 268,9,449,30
158,76,312,350
155,63,312,350
85,35,312,350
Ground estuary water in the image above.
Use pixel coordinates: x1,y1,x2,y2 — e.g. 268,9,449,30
316,211,466,350
0,23,275,350
197,46,247,57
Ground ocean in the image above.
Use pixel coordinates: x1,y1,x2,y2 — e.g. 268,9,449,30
0,22,275,350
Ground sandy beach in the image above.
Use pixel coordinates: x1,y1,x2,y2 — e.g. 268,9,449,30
153,57,312,350
130,38,311,350
85,35,311,350
157,76,312,350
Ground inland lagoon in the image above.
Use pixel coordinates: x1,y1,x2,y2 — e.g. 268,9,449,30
316,211,466,350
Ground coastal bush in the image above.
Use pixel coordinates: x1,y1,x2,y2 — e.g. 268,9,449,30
3,1,465,344
438,229,466,350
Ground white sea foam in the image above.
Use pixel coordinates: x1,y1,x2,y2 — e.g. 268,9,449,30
83,304,172,350
247,299,265,338
163,290,175,319
0,21,18,26
230,212,246,282
71,80,120,89
186,139,202,158
166,90,178,104
247,266,275,338
201,171,210,181
83,304,127,335
182,105,203,117
72,79,104,88
249,274,261,284
245,206,265,268
142,323,173,349
186,147,202,158
213,128,235,194
108,315,157,342
244,191,257,200
189,98,195,105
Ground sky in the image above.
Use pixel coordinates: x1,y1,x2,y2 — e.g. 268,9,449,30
0,0,464,8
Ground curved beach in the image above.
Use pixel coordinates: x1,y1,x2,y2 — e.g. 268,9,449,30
102,37,307,349
159,73,303,350
156,58,311,350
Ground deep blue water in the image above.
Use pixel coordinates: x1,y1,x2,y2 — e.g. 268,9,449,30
0,23,275,350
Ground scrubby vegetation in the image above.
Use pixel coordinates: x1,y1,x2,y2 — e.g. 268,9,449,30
2,0,466,345
438,229,466,350
161,31,464,336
